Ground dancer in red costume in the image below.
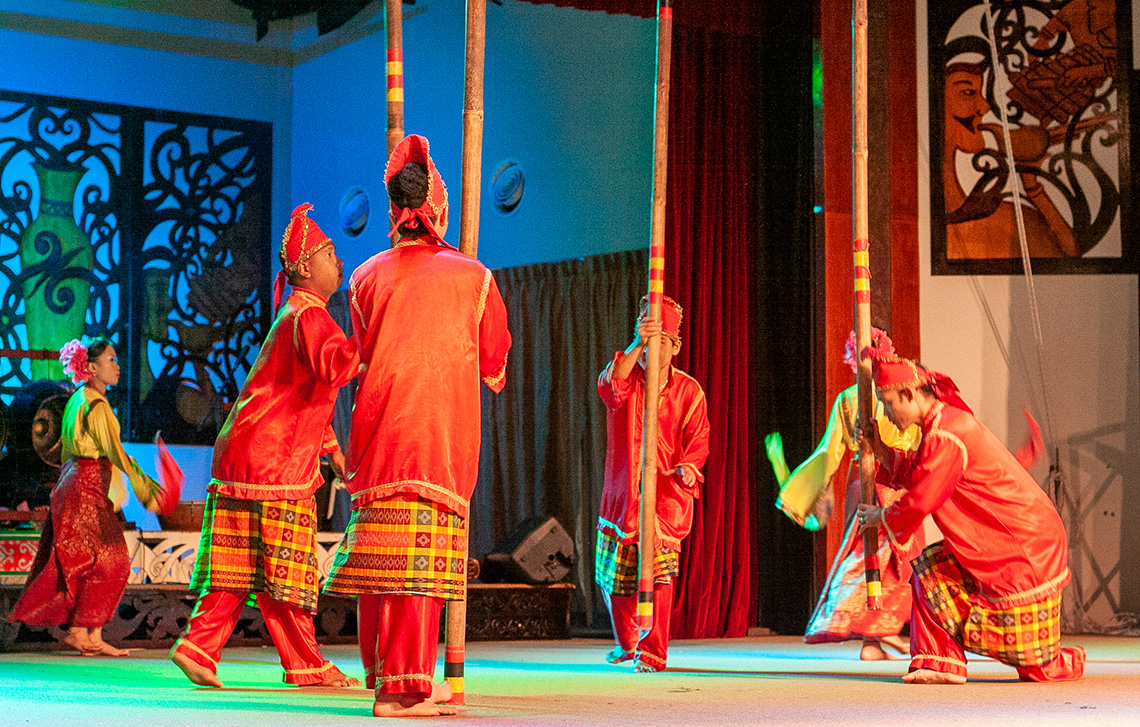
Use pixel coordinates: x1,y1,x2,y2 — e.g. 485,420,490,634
322,135,511,717
858,356,1084,684
171,204,360,688
595,296,710,673
9,337,177,656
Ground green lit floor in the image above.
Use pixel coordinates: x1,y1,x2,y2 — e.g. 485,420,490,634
1,636,1137,725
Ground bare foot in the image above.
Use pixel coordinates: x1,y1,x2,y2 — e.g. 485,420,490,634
634,660,664,673
171,650,224,688
373,695,458,717
860,641,900,661
880,635,910,655
605,646,634,664
62,630,97,655
84,640,129,657
903,668,967,684
430,681,453,704
301,665,362,688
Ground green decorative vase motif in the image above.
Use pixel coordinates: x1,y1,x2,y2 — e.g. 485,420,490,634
18,162,94,381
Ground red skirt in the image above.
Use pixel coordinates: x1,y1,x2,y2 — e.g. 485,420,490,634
8,458,129,628
804,484,919,643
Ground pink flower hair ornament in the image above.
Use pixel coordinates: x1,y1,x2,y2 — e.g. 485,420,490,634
843,327,895,373
59,338,91,384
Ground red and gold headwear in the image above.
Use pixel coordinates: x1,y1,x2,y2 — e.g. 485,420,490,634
274,203,332,310
639,294,683,343
871,355,973,414
844,327,894,373
385,134,449,248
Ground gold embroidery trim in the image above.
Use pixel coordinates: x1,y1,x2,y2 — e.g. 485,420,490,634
377,672,434,684
926,427,969,471
482,353,508,388
979,568,1071,609
477,268,492,322
912,654,968,668
280,205,331,272
209,477,316,493
349,478,469,514
285,660,335,676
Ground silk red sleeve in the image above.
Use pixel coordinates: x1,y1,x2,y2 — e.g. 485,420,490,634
882,430,966,547
597,351,634,410
675,386,711,487
295,306,360,388
478,273,512,393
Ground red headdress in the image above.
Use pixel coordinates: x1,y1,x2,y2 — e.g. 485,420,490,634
639,294,683,342
385,134,449,248
274,203,332,311
871,355,973,414
843,327,895,373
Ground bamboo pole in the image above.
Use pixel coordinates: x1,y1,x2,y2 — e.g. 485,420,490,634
445,0,487,706
852,0,881,611
385,0,404,157
637,0,674,637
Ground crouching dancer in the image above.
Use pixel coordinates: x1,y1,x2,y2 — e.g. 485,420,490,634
858,356,1084,684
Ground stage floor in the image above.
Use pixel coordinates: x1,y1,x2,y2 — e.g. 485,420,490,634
1,636,1137,726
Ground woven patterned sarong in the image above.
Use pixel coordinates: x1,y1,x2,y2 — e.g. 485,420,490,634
913,543,1063,668
189,494,320,612
594,530,679,597
322,496,466,600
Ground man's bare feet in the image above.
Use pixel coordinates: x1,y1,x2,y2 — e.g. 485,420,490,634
605,646,634,664
84,640,129,657
634,660,664,673
860,640,900,661
171,649,224,688
301,665,362,688
903,668,967,684
62,629,96,655
373,694,458,717
430,681,453,704
879,635,910,655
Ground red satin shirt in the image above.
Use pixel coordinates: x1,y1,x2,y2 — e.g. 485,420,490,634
882,402,1071,607
597,353,711,550
210,287,359,501
344,241,511,519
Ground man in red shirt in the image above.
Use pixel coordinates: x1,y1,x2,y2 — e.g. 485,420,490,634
596,295,710,673
858,356,1084,684
322,135,511,717
171,204,360,688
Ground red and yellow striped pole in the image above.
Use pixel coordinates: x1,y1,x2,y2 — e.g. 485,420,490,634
444,0,488,705
852,0,881,611
637,0,674,637
385,0,404,157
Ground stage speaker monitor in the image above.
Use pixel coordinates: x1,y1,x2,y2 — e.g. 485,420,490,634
483,516,575,584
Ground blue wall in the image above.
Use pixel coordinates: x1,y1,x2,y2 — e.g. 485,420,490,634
291,2,656,272
0,27,294,244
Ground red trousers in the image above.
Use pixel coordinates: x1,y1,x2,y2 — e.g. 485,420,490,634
173,591,336,685
606,580,674,671
9,458,128,629
357,593,443,698
909,574,1085,682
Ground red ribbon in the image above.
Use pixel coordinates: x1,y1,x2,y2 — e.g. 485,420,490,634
389,203,449,248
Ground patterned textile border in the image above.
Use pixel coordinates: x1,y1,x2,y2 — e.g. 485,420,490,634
189,494,320,612
322,497,466,600
914,543,1062,668
594,530,679,597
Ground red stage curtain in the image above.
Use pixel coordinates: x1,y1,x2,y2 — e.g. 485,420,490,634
663,27,761,639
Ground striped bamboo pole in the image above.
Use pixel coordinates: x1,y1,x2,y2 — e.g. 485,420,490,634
637,0,674,637
852,0,881,611
445,0,487,705
385,0,404,157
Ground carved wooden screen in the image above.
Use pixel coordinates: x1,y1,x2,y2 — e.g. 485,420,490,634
0,90,271,444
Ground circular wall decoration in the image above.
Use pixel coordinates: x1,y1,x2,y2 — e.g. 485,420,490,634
339,186,370,237
490,159,525,216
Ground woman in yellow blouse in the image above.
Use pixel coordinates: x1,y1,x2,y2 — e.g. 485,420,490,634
766,330,924,660
9,337,165,656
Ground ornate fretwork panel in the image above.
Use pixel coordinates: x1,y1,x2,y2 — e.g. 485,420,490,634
0,90,271,442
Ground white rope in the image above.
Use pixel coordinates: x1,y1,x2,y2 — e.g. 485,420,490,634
980,0,1057,455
